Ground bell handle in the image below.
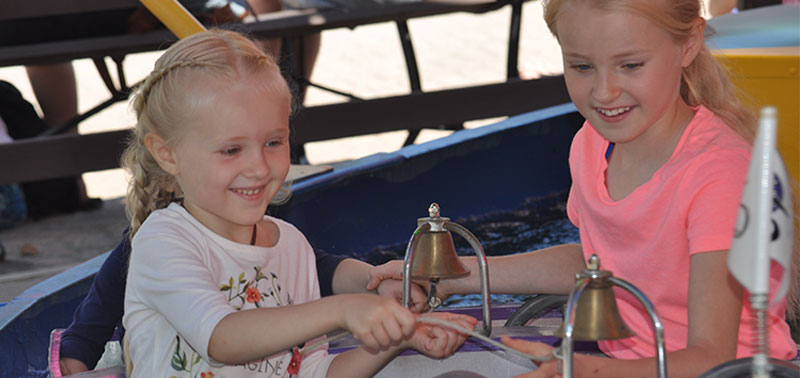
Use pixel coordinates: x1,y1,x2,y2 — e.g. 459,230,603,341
444,221,492,336
402,222,432,309
561,277,591,378
609,276,667,378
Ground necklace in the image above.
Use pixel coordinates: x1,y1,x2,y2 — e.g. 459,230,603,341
250,224,257,246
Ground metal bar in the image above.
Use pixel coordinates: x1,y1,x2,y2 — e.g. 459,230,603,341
91,57,119,95
506,0,523,79
610,277,667,378
395,19,423,145
396,20,421,92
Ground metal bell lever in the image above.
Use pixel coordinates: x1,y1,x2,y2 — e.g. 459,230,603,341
402,203,492,336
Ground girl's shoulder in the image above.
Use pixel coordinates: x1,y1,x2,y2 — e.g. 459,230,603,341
678,106,751,165
133,203,213,252
137,203,193,234
262,214,310,246
569,120,606,157
665,107,751,187
685,106,750,152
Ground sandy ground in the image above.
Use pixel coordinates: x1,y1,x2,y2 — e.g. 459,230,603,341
0,1,564,302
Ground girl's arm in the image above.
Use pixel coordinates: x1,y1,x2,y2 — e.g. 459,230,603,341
330,258,374,294
504,249,743,378
208,293,476,377
367,243,586,298
207,293,417,364
60,231,131,373
332,258,429,312
326,312,477,378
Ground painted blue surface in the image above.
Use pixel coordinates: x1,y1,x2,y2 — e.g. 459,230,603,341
707,4,800,49
0,103,582,377
272,103,582,256
0,252,109,378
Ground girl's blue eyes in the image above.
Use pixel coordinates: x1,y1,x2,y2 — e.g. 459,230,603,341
569,63,643,72
220,140,284,155
221,147,241,155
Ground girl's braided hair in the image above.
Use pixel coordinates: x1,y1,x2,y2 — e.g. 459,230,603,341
121,29,286,238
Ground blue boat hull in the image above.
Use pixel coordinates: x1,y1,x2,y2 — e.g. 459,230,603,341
0,103,583,377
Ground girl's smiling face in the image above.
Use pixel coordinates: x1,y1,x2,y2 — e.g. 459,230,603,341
556,2,698,147
169,72,291,242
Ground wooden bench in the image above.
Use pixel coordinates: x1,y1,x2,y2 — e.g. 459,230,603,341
0,0,570,185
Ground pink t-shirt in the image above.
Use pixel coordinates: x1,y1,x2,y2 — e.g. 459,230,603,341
566,106,795,360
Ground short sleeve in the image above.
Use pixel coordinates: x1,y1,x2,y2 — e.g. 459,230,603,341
684,150,749,254
313,247,346,297
128,230,235,361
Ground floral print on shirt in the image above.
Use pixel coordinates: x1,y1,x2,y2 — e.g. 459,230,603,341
166,266,294,377
220,266,293,309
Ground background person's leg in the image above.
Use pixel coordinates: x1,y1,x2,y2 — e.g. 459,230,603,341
25,63,78,129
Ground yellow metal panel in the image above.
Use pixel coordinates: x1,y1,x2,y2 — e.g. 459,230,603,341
713,47,800,185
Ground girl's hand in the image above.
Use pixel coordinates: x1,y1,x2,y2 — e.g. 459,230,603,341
501,336,560,378
374,278,429,313
365,260,405,291
367,260,446,310
367,260,450,304
406,312,478,359
341,294,417,352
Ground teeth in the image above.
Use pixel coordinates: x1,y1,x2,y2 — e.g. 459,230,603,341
597,106,631,116
234,188,261,196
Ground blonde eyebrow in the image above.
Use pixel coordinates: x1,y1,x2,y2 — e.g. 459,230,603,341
611,49,647,59
562,49,647,61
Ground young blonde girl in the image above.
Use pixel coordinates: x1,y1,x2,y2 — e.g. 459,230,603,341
368,0,798,376
120,29,476,378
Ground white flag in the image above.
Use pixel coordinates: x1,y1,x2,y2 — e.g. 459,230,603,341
729,107,794,302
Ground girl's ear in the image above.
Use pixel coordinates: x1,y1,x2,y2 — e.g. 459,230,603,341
681,17,706,67
144,132,179,175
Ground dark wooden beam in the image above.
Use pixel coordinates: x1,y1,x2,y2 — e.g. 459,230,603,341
0,2,508,67
290,76,569,144
0,130,130,185
0,77,569,185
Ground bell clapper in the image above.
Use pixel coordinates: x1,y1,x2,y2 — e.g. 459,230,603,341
427,278,443,311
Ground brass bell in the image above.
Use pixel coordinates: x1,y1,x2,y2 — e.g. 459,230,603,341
402,203,492,335
557,273,634,341
411,230,470,280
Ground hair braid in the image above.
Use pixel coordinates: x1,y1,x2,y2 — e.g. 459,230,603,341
135,60,223,112
120,128,180,237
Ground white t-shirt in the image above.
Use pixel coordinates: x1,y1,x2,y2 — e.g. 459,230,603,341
123,203,333,378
